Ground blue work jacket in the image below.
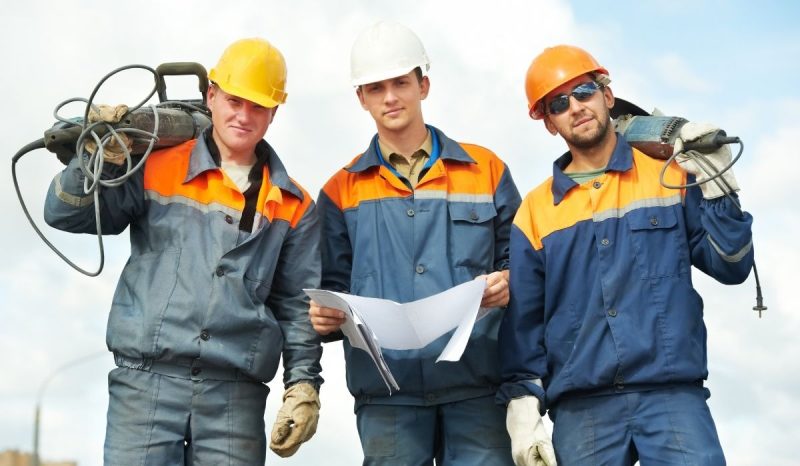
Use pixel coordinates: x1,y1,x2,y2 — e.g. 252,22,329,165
318,126,521,408
497,135,754,409
44,130,323,387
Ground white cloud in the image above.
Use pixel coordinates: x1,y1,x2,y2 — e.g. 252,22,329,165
1,1,797,465
652,53,713,93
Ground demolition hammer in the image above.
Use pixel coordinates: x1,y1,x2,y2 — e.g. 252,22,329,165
611,98,765,317
11,62,212,276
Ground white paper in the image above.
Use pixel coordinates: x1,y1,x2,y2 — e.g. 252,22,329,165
303,289,399,392
304,278,487,392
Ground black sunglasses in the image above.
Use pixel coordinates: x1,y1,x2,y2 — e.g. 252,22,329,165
546,81,603,115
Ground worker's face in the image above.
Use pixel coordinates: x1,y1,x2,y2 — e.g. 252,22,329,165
543,74,614,149
357,70,429,134
207,85,277,159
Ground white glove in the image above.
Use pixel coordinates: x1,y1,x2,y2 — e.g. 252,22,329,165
506,396,557,466
674,121,740,199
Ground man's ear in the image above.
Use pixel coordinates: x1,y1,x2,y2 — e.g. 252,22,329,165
206,84,217,104
603,86,615,110
420,76,430,100
543,116,559,136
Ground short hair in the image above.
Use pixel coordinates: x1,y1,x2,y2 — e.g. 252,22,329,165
412,67,423,83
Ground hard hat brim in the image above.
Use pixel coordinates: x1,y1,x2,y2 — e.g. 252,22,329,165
350,64,428,87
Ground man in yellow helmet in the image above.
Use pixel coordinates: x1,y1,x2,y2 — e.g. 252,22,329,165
496,45,754,465
309,21,521,465
44,38,323,464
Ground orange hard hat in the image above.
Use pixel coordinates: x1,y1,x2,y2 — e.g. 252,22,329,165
525,45,609,119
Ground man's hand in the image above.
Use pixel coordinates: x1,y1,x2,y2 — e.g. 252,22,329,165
308,299,347,335
674,121,740,199
476,270,510,308
269,382,320,457
507,396,557,466
85,104,131,166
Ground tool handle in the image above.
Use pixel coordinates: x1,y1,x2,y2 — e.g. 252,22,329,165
155,62,209,104
683,130,740,153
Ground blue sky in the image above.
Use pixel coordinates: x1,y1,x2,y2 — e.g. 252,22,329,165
1,1,798,465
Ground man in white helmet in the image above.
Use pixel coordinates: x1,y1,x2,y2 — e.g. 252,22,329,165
44,38,323,464
309,21,521,465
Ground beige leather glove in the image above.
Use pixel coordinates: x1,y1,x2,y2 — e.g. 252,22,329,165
507,396,557,466
85,104,131,165
674,121,740,199
269,382,320,457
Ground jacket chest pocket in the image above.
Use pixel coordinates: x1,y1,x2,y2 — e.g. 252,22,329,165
625,207,685,279
448,202,497,272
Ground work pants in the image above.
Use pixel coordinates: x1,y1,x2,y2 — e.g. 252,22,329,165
104,366,269,466
356,394,514,466
551,385,726,466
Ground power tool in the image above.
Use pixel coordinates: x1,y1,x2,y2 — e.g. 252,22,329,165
611,97,740,158
610,98,765,317
43,62,212,165
12,62,212,276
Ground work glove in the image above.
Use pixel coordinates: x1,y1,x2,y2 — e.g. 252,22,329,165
269,382,320,457
674,121,740,199
506,396,557,466
85,104,131,166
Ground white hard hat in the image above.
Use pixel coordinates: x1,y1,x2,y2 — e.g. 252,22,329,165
350,21,431,87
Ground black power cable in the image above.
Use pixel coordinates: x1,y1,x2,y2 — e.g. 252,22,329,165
658,137,767,317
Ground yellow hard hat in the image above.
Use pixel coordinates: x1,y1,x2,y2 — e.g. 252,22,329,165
525,45,609,119
208,38,287,108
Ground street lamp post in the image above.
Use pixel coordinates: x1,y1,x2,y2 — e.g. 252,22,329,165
32,351,106,466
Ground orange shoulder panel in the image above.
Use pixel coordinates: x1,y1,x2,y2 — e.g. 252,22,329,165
271,177,313,228
322,156,409,211
446,143,506,195
143,140,244,211
514,179,567,251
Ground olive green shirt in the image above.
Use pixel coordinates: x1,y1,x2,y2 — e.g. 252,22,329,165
378,130,433,188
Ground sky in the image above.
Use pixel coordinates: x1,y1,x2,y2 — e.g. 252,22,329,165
1,1,798,465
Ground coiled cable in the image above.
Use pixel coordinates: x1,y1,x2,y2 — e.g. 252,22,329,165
12,64,163,276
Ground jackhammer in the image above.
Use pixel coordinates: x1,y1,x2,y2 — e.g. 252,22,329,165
611,98,765,317
12,62,211,276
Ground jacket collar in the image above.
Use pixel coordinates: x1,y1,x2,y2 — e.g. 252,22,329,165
184,127,303,201
346,124,475,173
551,132,633,205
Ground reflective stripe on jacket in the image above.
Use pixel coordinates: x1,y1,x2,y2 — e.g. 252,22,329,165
44,130,323,386
319,125,521,407
497,135,754,409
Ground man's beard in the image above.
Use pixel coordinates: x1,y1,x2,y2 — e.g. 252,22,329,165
565,114,611,150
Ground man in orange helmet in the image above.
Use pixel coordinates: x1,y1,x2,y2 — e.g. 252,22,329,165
44,38,323,464
496,45,754,465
